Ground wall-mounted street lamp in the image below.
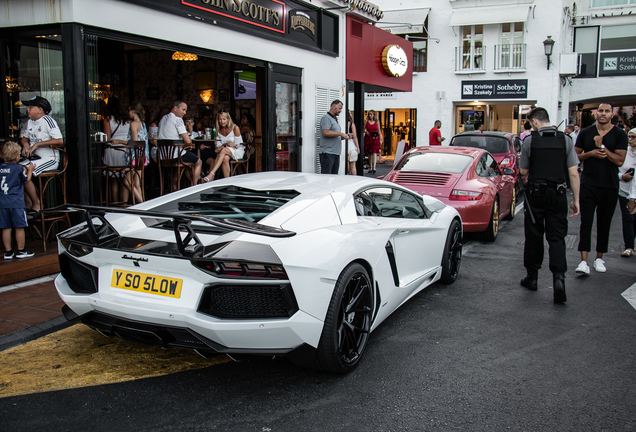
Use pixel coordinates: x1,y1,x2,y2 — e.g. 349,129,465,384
543,36,555,70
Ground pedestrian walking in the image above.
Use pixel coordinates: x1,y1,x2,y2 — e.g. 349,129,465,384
618,127,636,257
574,103,628,275
519,107,580,303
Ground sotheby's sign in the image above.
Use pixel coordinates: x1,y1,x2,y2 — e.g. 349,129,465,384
461,79,528,100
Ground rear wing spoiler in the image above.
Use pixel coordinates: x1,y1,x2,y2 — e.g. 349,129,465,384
52,204,296,257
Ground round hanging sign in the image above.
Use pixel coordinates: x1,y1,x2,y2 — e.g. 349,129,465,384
381,45,408,77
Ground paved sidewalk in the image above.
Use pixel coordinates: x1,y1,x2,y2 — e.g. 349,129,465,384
0,275,73,351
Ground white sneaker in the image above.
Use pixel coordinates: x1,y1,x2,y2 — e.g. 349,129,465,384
593,258,607,273
575,261,590,275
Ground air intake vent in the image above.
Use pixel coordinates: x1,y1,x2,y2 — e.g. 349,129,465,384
198,284,298,319
351,21,363,39
395,172,452,186
59,253,99,294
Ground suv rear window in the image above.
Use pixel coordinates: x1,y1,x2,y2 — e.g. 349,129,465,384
451,135,510,154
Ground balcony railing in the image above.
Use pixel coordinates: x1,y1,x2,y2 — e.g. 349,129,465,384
494,43,526,71
455,46,486,73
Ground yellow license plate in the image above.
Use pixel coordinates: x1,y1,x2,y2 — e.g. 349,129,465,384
111,269,183,298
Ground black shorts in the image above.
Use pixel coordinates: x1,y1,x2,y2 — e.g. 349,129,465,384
180,150,199,164
199,148,217,162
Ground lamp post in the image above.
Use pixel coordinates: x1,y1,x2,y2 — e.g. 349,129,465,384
543,36,555,70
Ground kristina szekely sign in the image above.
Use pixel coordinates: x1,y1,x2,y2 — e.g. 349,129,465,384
461,79,528,100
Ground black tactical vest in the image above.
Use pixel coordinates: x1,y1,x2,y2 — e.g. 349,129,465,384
528,130,567,184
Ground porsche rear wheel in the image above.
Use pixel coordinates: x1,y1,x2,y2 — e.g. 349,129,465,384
504,188,516,221
479,199,499,242
313,263,373,374
440,219,462,284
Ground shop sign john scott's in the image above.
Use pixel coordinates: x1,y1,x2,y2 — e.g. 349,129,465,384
461,80,527,100
183,0,286,33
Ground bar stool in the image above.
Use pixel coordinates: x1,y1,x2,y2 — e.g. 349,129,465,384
31,143,70,252
156,140,195,195
230,143,255,176
103,141,148,206
102,143,130,206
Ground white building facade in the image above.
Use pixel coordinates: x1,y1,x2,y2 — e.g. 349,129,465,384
363,0,636,147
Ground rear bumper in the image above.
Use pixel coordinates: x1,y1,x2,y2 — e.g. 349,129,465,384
70,308,317,364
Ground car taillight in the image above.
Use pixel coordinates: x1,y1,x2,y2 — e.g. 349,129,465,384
450,190,483,201
193,260,288,279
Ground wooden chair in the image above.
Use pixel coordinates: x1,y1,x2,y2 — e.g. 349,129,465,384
230,143,255,176
31,143,70,252
102,143,130,206
156,140,196,195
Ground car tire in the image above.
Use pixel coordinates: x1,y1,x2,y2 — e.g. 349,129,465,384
504,188,516,221
478,199,499,242
440,219,462,284
312,262,373,374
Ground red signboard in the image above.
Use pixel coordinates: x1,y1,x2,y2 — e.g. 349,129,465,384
183,0,286,34
346,16,413,92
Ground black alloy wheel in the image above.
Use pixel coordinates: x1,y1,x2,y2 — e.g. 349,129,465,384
313,263,373,374
440,219,462,284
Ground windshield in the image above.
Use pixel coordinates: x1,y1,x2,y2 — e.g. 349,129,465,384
153,186,300,222
395,152,473,174
451,135,511,154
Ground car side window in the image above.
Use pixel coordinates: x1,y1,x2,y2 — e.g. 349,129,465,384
356,187,428,219
354,192,381,217
475,155,489,177
486,154,501,177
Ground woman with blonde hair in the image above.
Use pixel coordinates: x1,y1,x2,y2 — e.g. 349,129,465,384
202,110,245,181
364,110,382,174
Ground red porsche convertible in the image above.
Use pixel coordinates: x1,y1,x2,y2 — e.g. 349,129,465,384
381,146,516,241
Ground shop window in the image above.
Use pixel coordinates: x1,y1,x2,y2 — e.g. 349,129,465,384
495,22,525,71
457,25,484,72
591,0,636,7
4,35,65,140
600,23,636,50
574,26,600,78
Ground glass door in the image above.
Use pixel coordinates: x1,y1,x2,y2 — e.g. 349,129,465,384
274,81,299,171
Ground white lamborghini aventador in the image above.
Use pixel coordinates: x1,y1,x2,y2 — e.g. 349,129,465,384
55,172,462,373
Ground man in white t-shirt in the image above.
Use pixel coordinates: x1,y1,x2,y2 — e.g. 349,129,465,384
19,96,63,216
157,100,202,187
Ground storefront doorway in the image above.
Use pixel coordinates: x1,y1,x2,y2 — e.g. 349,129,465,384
454,102,534,136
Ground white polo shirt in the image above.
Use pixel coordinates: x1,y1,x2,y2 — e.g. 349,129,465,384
157,112,187,159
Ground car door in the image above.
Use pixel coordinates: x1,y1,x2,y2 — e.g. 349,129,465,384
360,186,443,290
484,153,512,213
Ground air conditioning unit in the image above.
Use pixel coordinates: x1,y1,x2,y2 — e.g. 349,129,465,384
560,53,578,76
574,15,591,26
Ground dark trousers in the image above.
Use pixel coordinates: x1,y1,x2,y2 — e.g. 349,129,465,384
320,153,340,174
618,195,636,250
578,184,618,254
524,190,569,275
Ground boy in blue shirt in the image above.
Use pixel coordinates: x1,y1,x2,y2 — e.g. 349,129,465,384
1,141,35,259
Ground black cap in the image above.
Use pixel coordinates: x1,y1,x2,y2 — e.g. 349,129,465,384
21,96,52,114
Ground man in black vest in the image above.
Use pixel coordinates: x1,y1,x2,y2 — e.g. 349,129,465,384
519,107,580,303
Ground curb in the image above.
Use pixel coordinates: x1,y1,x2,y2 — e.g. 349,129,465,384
0,316,75,352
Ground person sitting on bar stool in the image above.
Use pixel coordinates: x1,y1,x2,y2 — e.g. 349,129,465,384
202,110,245,182
157,100,202,188
19,96,63,219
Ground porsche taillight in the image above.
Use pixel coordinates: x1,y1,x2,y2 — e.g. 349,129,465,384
449,190,483,201
193,260,288,279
